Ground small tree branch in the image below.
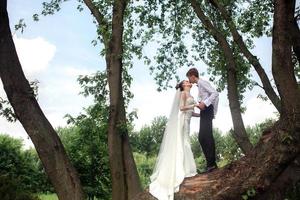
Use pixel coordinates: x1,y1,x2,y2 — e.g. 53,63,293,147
82,0,110,48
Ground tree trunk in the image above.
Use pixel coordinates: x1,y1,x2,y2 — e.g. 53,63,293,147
272,0,300,120
82,0,142,199
106,0,142,199
0,2,84,200
256,154,300,200
209,0,282,112
121,110,143,199
189,0,253,154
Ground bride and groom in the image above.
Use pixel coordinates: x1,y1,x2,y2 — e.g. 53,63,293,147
149,68,219,200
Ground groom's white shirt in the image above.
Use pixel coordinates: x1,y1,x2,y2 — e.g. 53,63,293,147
197,79,219,116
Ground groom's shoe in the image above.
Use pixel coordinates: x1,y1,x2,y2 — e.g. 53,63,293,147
206,165,218,173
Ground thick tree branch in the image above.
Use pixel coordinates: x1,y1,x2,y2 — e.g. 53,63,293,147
83,0,110,48
272,0,300,119
257,154,300,200
0,1,84,199
209,0,282,112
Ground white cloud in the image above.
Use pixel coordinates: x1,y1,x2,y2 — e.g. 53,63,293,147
242,97,277,126
129,83,175,130
63,66,94,78
213,96,277,134
213,103,232,133
13,36,56,76
0,36,59,149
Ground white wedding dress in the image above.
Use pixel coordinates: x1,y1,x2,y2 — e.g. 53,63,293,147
149,90,197,200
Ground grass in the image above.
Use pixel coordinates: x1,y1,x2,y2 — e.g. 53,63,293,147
38,193,58,200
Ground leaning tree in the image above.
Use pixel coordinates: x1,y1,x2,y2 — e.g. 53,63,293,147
0,1,84,200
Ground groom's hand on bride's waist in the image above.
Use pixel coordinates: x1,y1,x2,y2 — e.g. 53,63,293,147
197,102,206,110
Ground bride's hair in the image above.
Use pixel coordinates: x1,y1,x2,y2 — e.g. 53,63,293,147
175,80,185,91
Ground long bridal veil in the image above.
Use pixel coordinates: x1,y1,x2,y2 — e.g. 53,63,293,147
149,89,185,200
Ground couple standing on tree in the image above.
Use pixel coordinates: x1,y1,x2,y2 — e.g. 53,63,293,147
149,68,219,200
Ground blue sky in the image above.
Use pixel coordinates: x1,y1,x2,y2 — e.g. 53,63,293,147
1,0,279,148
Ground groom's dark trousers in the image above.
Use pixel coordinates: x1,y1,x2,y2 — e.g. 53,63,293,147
199,105,216,168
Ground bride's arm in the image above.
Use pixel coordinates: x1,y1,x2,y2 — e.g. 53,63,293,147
180,92,197,111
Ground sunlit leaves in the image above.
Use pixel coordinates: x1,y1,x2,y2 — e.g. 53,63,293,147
237,0,273,37
0,98,17,122
129,116,167,158
58,122,111,199
0,80,39,122
31,0,275,110
14,18,26,33
78,71,109,103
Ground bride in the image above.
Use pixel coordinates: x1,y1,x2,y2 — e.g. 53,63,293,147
149,80,199,200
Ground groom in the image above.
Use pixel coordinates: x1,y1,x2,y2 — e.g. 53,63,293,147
187,68,219,173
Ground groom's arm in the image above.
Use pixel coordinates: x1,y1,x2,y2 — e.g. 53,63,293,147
201,81,219,107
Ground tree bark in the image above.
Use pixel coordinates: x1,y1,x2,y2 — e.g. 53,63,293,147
272,0,300,120
0,2,84,200
256,154,300,200
121,104,143,199
189,0,253,154
208,0,282,112
83,0,142,199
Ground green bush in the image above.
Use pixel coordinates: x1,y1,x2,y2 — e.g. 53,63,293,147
0,175,40,200
133,152,156,188
0,134,51,194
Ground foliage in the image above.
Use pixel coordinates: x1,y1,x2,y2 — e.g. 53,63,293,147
133,152,156,188
190,134,202,158
131,116,276,173
0,175,40,200
238,0,273,37
241,188,256,200
126,0,275,114
0,134,48,198
57,69,125,199
190,127,241,169
58,125,111,200
38,193,58,200
131,117,279,180
130,116,167,157
0,80,39,122
29,0,269,100
2,115,299,198
191,119,276,170
246,118,276,144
